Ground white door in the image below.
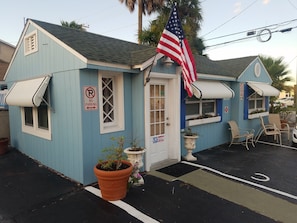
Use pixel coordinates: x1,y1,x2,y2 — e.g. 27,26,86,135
149,80,169,164
144,74,181,171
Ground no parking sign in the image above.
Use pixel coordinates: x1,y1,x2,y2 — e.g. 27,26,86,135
83,86,98,111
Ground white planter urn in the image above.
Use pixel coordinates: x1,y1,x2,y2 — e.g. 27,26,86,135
183,135,198,161
124,147,146,186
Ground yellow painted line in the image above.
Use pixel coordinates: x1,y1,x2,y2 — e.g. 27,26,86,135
178,170,297,223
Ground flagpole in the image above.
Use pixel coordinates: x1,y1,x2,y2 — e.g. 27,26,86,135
144,53,158,86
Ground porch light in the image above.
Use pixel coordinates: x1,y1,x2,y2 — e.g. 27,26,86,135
162,57,174,67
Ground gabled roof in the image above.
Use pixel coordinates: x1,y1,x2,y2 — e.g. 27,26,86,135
195,55,258,78
12,19,259,78
30,19,157,67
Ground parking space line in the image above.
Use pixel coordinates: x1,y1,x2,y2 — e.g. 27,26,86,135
182,161,297,201
85,186,160,223
257,140,297,150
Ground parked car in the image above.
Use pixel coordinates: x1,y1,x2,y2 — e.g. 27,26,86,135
292,125,297,144
274,97,294,108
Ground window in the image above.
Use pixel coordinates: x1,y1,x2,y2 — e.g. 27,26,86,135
98,71,124,133
245,83,273,119
186,98,217,120
21,90,51,140
248,93,265,114
24,30,38,55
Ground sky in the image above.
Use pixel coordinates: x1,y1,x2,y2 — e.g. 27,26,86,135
1,0,297,85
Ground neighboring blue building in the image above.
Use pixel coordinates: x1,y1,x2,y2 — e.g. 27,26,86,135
4,19,279,185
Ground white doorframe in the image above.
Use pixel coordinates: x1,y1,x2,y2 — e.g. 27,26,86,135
144,70,181,171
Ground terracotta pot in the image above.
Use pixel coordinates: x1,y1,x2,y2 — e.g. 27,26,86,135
0,138,9,155
94,160,133,201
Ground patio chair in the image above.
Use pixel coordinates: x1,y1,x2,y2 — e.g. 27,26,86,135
268,113,290,141
228,120,255,150
255,116,282,145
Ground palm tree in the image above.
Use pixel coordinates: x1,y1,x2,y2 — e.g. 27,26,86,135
119,0,165,43
260,55,293,112
139,0,205,54
61,20,87,31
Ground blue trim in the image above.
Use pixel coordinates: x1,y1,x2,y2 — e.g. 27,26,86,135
265,97,269,110
217,99,222,122
244,83,249,120
181,86,186,129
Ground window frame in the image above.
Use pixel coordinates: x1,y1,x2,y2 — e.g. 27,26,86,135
245,83,269,120
21,97,51,140
185,98,217,120
248,93,266,114
185,97,221,126
98,71,124,134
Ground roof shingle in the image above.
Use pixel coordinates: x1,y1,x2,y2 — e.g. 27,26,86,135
31,19,156,66
30,19,258,77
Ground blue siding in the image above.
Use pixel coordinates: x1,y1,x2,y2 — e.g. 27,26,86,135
80,70,136,184
6,21,277,185
238,58,272,83
181,97,233,155
6,24,87,183
131,72,145,144
8,70,85,183
5,27,86,84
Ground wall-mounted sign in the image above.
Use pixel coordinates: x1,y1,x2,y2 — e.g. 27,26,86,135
224,106,229,113
240,83,244,100
83,86,98,111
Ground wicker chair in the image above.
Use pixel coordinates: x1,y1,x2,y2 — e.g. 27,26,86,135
255,116,282,145
268,113,290,141
228,120,255,150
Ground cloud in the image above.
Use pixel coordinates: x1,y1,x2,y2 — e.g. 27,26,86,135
234,2,242,14
262,0,270,5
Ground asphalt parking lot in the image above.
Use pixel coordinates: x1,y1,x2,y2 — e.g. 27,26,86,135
1,138,297,223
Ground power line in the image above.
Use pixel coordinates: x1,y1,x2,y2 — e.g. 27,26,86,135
204,18,297,42
204,25,297,49
287,0,297,10
201,0,258,38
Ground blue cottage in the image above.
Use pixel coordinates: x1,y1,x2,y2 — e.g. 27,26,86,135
4,19,279,185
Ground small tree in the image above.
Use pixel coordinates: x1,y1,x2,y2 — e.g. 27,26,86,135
260,55,292,113
61,20,87,31
138,0,205,55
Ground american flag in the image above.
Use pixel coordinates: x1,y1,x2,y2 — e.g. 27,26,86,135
156,4,197,97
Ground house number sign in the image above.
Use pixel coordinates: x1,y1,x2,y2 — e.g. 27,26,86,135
83,86,98,111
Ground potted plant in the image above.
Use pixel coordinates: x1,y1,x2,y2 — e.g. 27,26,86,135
93,136,133,201
0,137,9,155
183,128,198,161
124,139,146,186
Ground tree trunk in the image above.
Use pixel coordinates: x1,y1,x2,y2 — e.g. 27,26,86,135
138,0,143,44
